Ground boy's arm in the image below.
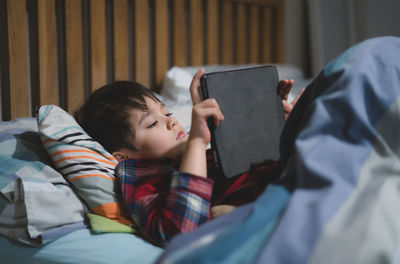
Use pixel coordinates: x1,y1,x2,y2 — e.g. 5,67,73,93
180,70,224,177
118,159,213,246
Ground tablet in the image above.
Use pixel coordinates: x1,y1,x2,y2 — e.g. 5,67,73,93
200,65,284,178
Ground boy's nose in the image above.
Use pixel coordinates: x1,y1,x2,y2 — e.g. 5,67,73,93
167,118,176,130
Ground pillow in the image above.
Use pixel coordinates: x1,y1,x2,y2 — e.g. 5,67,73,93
0,118,86,246
86,213,136,234
37,105,132,225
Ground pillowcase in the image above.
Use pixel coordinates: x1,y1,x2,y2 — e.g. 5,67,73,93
37,105,132,225
0,118,86,246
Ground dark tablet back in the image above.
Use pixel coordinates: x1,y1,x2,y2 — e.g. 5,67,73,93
200,65,284,178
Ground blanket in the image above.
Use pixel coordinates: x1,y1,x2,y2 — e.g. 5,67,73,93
156,36,400,263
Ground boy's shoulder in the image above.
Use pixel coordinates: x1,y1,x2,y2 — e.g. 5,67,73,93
116,158,177,179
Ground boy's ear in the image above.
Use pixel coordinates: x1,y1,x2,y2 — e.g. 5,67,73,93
112,151,126,161
112,148,138,161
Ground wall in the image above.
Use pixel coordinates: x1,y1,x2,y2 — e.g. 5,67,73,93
285,0,400,77
306,0,400,76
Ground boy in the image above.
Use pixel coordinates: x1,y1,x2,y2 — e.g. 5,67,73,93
75,69,303,246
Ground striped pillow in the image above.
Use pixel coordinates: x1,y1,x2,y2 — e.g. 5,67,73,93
37,105,131,225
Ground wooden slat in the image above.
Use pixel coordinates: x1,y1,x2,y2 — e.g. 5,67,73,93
230,0,281,6
0,0,10,120
275,1,285,62
113,0,130,81
249,4,260,63
90,0,107,92
38,0,58,105
206,0,218,64
235,2,247,64
134,0,150,87
65,0,84,113
173,0,186,67
262,7,272,62
190,0,204,65
221,0,233,64
154,0,169,89
7,0,30,119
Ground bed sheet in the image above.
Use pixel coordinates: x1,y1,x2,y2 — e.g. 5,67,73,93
0,118,87,246
0,229,162,264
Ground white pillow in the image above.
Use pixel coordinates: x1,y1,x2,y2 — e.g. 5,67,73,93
160,66,194,107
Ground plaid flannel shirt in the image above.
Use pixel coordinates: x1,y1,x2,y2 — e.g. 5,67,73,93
117,150,277,246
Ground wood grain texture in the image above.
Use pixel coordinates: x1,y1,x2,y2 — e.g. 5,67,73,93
2,0,285,119
190,0,204,65
38,0,58,105
249,4,260,63
221,0,233,64
275,1,285,62
235,2,247,64
172,0,186,66
7,0,30,118
134,0,150,87
262,7,272,62
90,0,107,92
206,0,219,64
65,0,84,113
155,0,169,89
113,0,130,81
230,0,281,6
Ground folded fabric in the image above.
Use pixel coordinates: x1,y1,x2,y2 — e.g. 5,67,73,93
0,120,87,246
87,213,136,234
37,105,132,225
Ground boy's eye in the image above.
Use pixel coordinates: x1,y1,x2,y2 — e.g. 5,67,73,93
147,121,158,128
166,112,173,117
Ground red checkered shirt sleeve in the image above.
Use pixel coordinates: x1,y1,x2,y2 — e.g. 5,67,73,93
116,158,213,246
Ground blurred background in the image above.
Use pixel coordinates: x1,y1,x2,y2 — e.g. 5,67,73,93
285,0,400,78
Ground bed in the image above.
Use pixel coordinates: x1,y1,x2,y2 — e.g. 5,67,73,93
2,1,399,264
0,0,293,263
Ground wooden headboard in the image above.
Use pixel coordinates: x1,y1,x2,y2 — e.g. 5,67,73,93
0,0,284,121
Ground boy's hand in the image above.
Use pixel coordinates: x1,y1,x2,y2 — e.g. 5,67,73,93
179,70,223,178
190,68,206,105
189,68,224,145
279,79,305,120
211,205,236,219
190,98,224,146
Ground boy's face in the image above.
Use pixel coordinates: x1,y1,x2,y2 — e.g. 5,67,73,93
122,97,188,160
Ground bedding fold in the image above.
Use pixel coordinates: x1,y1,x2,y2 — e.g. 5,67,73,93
0,120,87,246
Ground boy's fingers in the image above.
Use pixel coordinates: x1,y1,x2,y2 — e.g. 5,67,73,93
279,79,294,97
190,68,205,104
279,80,289,98
290,87,305,106
193,105,224,126
198,98,223,114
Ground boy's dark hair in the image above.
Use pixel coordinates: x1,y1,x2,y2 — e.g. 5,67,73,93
74,81,160,153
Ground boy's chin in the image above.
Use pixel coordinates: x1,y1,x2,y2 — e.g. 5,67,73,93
167,141,187,161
